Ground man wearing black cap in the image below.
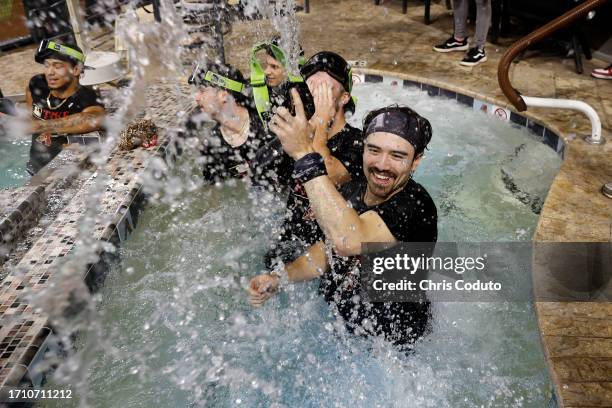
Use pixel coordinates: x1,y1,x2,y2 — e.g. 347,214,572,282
188,62,272,182
26,40,105,174
263,51,364,270
250,101,437,347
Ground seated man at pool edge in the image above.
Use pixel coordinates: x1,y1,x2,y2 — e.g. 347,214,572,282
249,97,438,346
26,40,106,174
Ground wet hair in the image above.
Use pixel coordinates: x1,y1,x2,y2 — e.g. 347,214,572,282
264,35,305,64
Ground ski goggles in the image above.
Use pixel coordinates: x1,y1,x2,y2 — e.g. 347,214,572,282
300,52,352,93
35,40,86,64
188,64,245,93
250,42,305,84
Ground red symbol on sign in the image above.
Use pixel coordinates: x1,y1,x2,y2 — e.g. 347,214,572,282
494,108,508,120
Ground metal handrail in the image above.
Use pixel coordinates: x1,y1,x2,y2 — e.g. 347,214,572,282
498,0,608,112
498,0,608,146
498,0,611,200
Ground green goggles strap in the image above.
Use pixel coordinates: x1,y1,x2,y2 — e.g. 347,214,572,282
203,71,244,93
251,42,287,66
252,85,271,124
46,41,85,63
250,42,304,84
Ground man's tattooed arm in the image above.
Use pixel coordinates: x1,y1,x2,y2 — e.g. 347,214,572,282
31,106,106,135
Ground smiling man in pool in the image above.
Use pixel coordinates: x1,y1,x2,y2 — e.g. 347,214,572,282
249,95,438,347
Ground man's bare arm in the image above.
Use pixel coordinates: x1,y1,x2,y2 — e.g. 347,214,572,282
248,242,328,306
31,105,105,135
285,241,329,282
270,89,396,256
25,86,33,111
303,175,396,256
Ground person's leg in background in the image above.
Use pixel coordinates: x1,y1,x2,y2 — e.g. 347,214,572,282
432,0,469,53
453,0,469,43
473,0,491,51
460,0,491,66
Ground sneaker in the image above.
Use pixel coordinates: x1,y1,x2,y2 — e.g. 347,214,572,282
433,36,469,53
460,47,487,66
591,64,612,79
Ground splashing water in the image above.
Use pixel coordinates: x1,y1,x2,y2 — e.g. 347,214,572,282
36,79,561,407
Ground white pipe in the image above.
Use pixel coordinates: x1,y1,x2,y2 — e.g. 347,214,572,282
523,96,603,144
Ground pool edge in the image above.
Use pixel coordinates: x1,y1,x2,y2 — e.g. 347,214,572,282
356,67,612,408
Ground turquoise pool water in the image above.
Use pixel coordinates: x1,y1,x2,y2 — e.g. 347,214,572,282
0,139,30,188
39,83,562,407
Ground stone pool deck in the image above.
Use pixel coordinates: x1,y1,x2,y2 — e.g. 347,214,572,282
1,0,611,405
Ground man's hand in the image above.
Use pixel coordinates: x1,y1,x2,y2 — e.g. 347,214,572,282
36,133,53,146
310,83,335,131
248,273,280,307
269,88,315,160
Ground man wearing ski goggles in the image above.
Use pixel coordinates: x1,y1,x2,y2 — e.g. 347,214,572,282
249,37,306,126
188,62,275,183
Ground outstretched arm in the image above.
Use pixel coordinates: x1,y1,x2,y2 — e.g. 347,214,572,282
30,105,106,135
248,241,328,307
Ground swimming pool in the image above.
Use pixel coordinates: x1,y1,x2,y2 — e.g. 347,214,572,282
0,138,30,189
39,82,562,407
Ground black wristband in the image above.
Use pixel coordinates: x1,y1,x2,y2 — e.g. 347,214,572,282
293,152,327,184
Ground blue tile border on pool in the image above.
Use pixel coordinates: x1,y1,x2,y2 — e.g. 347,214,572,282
543,128,558,150
364,74,383,83
440,89,457,100
402,79,421,89
361,73,564,158
527,120,545,138
457,94,474,108
510,112,527,127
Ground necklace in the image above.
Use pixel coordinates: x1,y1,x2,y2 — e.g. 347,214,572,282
46,92,69,110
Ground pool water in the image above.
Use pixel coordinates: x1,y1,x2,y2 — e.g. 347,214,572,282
0,138,30,188
39,83,562,407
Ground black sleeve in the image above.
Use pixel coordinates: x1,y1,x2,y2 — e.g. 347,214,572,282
343,137,364,180
374,191,438,242
331,130,363,181
76,86,104,109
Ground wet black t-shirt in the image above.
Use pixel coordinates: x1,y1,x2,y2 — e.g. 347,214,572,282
264,123,364,267
320,178,438,346
197,108,273,183
28,74,103,174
